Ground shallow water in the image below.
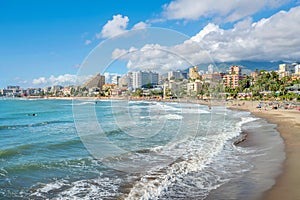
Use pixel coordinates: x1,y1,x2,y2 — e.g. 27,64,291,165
0,99,285,199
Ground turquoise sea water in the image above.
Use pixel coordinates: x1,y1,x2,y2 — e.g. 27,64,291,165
0,99,285,199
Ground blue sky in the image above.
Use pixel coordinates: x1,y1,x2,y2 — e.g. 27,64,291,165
1,0,300,88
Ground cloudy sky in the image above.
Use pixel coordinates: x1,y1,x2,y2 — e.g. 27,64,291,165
1,0,300,88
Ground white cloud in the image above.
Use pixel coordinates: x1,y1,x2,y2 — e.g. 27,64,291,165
95,15,150,39
163,0,291,22
85,39,92,45
132,22,149,30
111,6,300,72
97,14,129,39
112,47,138,59
48,74,78,85
191,6,300,62
190,23,223,42
32,74,90,86
33,77,47,85
112,42,208,73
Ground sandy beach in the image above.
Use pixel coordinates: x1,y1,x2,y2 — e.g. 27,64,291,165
228,101,300,200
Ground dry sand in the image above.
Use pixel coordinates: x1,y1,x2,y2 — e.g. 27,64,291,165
228,101,300,200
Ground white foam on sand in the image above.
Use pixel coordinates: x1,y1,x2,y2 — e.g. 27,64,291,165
125,113,259,199
30,176,122,199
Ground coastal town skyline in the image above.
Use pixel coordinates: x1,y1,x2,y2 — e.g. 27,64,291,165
2,63,299,102
1,0,300,88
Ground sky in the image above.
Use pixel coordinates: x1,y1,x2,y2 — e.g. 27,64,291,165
1,0,300,88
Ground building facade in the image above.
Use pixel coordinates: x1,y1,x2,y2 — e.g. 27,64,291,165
83,73,105,89
0,86,22,97
132,71,159,89
223,66,243,88
202,73,224,82
278,63,296,78
189,66,201,80
187,80,202,94
207,64,214,74
118,73,133,88
168,70,188,80
295,64,300,75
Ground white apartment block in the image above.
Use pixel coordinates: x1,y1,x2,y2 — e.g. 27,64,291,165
132,71,159,89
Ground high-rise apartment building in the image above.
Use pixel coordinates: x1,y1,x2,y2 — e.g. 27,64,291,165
295,64,300,75
189,66,201,80
118,72,133,88
168,70,188,80
223,66,243,88
207,64,214,74
83,73,105,89
278,64,295,78
132,71,159,89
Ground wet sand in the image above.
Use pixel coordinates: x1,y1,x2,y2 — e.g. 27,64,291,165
228,101,300,200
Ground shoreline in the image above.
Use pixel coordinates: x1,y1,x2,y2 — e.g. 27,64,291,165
62,96,300,199
228,101,300,200
3,97,300,199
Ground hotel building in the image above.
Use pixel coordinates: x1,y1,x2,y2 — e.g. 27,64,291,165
278,63,296,78
189,66,201,80
223,66,243,89
132,71,159,89
168,70,188,80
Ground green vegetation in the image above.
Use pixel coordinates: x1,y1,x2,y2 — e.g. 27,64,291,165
132,88,143,97
230,71,299,101
191,71,300,101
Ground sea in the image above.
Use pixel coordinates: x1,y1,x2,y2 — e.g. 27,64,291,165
0,98,285,199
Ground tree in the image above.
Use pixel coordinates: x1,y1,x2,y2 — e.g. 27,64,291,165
70,88,75,96
133,88,143,97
